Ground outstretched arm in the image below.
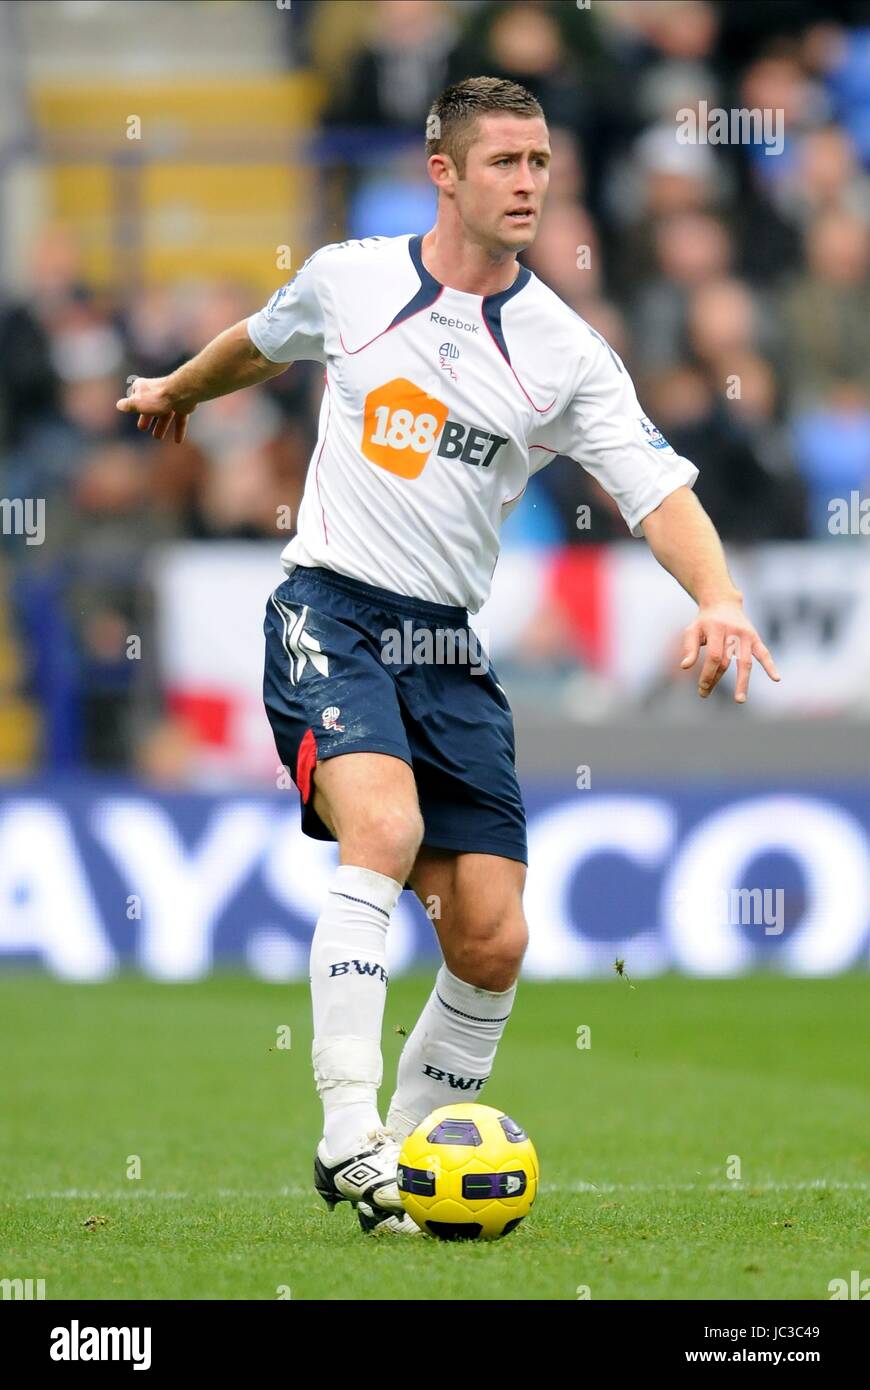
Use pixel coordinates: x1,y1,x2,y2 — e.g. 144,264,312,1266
115,318,286,442
641,485,780,704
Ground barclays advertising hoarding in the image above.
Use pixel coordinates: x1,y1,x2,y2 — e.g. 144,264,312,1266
0,780,867,980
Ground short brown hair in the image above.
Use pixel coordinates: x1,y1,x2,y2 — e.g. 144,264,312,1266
426,76,545,177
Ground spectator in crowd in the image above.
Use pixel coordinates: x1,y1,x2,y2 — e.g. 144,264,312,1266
452,1,585,136
821,19,870,166
725,49,827,284
781,207,870,404
607,128,725,298
779,123,870,229
627,211,733,375
792,381,870,535
323,0,459,131
722,349,804,501
0,226,84,451
686,276,778,380
644,365,806,540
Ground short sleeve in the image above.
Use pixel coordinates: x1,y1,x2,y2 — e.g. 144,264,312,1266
247,256,327,365
530,329,699,537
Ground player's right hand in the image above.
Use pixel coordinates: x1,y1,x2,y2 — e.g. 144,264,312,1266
116,376,196,443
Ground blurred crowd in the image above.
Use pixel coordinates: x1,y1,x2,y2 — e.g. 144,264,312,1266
1,0,869,768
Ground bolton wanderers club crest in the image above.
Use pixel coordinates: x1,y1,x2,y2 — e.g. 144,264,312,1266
321,706,345,731
439,341,459,380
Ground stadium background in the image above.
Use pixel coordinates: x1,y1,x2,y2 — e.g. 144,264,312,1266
0,0,868,981
1,0,869,1308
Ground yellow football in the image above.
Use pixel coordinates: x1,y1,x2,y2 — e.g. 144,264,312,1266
397,1102,539,1240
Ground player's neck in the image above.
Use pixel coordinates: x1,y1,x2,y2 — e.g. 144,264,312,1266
421,227,520,298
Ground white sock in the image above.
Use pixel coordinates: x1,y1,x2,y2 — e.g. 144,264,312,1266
310,863,402,1158
385,963,517,1139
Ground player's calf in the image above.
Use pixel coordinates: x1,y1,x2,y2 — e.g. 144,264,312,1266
308,754,423,1161
385,852,527,1138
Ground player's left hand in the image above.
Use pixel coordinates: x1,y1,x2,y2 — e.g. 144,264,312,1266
680,601,781,704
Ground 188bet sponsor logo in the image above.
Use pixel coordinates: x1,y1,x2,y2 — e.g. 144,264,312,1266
362,378,507,479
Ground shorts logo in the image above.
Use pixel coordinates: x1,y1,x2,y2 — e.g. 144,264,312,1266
439,341,459,380
271,596,329,685
639,415,671,451
321,705,344,731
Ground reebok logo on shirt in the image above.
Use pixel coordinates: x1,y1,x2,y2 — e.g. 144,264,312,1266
430,310,479,334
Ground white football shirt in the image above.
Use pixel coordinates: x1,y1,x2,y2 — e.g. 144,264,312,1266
247,234,698,614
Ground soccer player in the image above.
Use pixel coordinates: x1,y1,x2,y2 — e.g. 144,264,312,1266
118,77,780,1235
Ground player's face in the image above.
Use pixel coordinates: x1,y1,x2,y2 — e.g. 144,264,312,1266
459,114,551,253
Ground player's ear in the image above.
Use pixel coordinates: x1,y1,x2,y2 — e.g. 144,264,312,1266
427,152,457,196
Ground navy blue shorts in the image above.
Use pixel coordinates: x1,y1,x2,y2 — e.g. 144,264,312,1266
262,565,527,864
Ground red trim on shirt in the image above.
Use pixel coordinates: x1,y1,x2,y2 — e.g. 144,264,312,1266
314,373,332,544
480,313,557,413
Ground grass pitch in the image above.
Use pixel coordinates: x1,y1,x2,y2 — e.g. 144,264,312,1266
1,971,867,1300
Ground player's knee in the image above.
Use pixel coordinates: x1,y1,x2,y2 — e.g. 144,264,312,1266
340,803,424,882
450,914,528,992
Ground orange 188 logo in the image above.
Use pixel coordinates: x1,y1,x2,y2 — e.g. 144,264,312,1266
362,378,450,479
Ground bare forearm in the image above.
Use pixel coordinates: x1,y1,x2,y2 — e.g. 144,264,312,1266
167,319,285,412
117,318,286,441
641,486,741,608
640,485,779,702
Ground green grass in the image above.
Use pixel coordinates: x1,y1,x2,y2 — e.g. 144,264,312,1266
1,972,867,1300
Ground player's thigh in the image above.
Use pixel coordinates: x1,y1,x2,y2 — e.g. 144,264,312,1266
263,575,422,878
409,847,528,991
312,751,424,876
